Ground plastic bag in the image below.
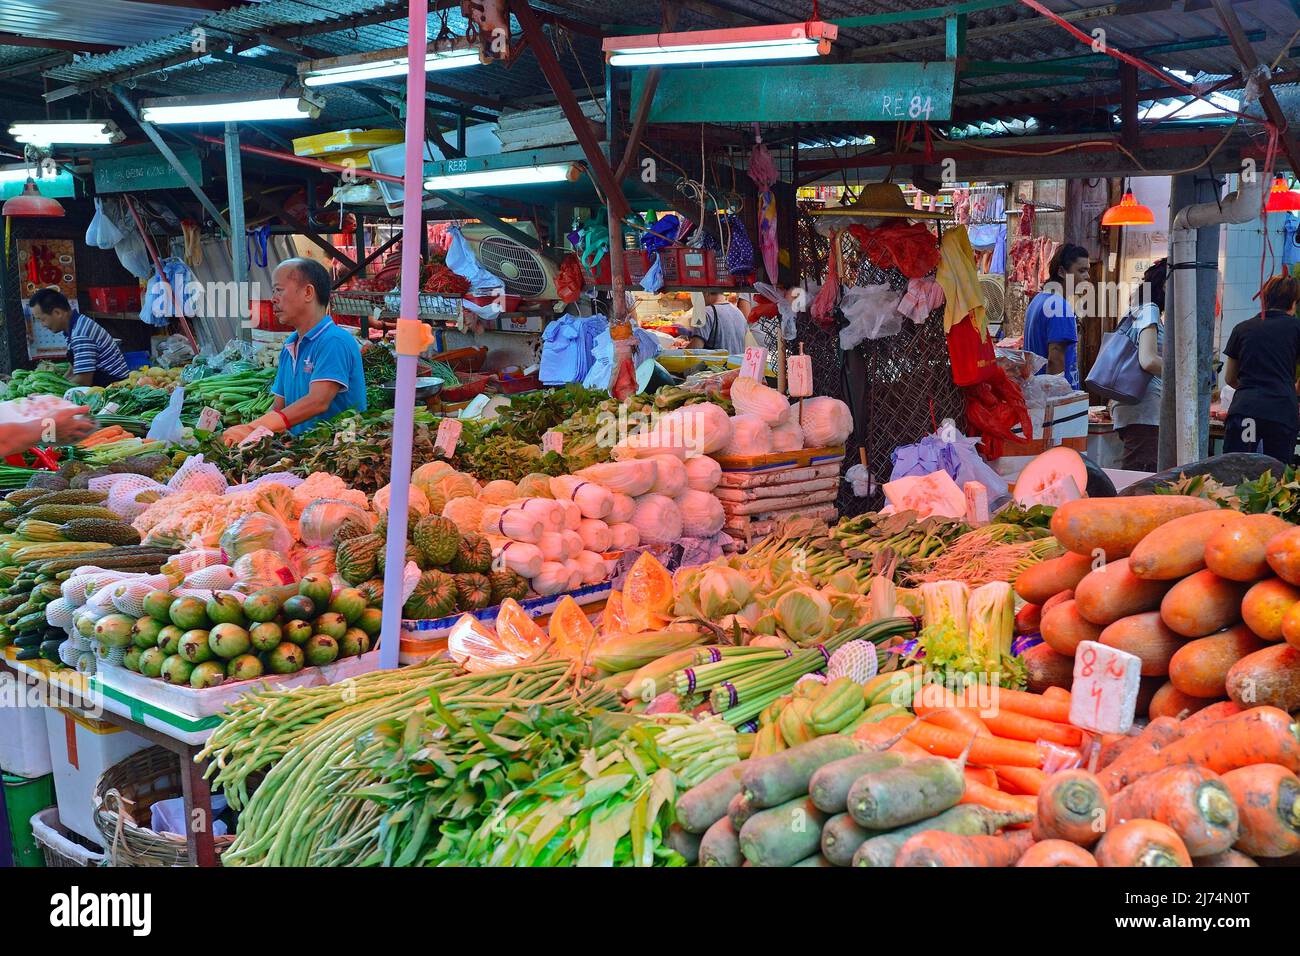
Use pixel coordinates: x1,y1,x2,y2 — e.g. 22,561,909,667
293,545,337,578
298,498,373,548
889,422,1011,510
555,252,584,304
445,225,504,292
221,513,294,562
113,227,152,279
86,199,125,250
640,254,664,294
153,335,196,369
231,548,297,589
144,385,186,445
839,283,904,349
153,795,228,838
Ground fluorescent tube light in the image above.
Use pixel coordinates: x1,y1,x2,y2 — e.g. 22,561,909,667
0,166,36,184
604,21,836,67
8,120,124,146
303,46,480,87
425,163,580,191
140,90,324,125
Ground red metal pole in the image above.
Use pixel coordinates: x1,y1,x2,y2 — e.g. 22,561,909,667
124,195,199,352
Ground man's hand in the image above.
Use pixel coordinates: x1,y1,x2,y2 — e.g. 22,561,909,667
222,423,255,447
49,405,95,444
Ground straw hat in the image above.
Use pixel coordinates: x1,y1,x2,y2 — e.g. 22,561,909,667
812,181,951,221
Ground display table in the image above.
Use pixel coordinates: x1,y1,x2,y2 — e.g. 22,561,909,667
0,649,218,866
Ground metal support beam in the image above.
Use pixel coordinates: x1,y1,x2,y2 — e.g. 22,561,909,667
511,0,631,221
960,59,1113,76
835,0,1014,27
427,190,544,251
110,86,231,234
277,212,358,269
849,3,1114,58
945,13,967,60
1120,63,1140,150
1210,0,1300,176
0,33,119,54
224,122,250,343
615,3,678,184
0,53,70,81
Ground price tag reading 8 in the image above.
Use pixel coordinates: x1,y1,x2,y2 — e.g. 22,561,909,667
435,417,463,457
1068,639,1142,734
740,346,768,382
542,430,563,454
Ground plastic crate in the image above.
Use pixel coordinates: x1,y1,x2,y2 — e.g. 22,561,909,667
84,285,141,313
30,807,105,867
123,350,150,371
3,772,55,867
44,706,150,846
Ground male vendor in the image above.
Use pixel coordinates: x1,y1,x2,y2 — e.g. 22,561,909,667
28,289,129,387
223,257,365,445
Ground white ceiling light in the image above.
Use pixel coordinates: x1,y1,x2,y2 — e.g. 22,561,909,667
140,89,325,125
9,120,125,146
425,163,581,191
301,43,480,87
0,165,39,184
604,21,837,67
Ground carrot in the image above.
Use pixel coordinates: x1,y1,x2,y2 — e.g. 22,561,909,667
962,686,1071,724
1098,716,1184,793
959,778,1039,818
1169,624,1269,699
851,721,930,759
877,715,1047,768
1099,612,1184,677
965,767,998,789
1116,706,1300,780
895,828,1035,867
1050,495,1217,561
1109,765,1239,856
1226,643,1300,711
981,708,1083,747
1205,513,1293,582
924,708,993,739
1040,599,1104,656
913,684,991,734
1043,687,1072,703
1015,551,1095,604
1180,700,1243,733
1240,577,1300,641
995,765,1049,795
1016,838,1100,866
1022,643,1075,693
1075,557,1175,626
1194,849,1260,867
1094,818,1192,867
1148,682,1217,721
1033,769,1109,846
1160,569,1252,638
1097,733,1136,770
1220,763,1300,858
1128,508,1246,581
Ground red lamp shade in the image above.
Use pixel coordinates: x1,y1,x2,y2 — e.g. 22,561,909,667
1101,190,1154,227
1265,177,1300,213
2,179,64,218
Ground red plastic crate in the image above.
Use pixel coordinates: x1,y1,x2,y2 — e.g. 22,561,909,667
84,285,141,312
251,300,292,332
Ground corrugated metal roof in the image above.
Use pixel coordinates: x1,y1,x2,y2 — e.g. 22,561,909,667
0,0,246,49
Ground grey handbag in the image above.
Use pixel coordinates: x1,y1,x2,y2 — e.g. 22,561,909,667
1085,311,1152,404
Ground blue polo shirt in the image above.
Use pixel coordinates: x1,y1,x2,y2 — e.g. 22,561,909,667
270,316,366,434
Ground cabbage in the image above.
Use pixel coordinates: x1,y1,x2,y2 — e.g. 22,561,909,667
670,402,734,456
698,566,753,619
298,498,373,548
720,415,773,458
770,418,804,452
678,489,724,537
412,461,455,485
774,586,833,645
792,396,854,447
630,494,682,545
607,492,636,523
438,472,480,502
516,473,554,498
442,495,486,533
684,455,722,492
479,480,519,504
578,518,611,553
649,454,689,497
731,376,790,424
221,513,294,561
373,482,430,516
575,460,657,497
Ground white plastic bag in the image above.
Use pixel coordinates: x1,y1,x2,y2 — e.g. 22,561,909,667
839,283,904,349
85,198,124,250
445,225,505,292
147,386,188,444
113,227,152,279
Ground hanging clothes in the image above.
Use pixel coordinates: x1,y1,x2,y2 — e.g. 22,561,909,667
539,314,588,385
847,222,942,278
936,226,985,334
140,257,195,328
1284,214,1300,270
898,277,946,324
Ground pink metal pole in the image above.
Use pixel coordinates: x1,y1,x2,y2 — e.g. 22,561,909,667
377,0,429,670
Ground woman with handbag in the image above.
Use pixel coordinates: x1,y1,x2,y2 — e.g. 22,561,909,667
1222,274,1300,464
1110,259,1167,471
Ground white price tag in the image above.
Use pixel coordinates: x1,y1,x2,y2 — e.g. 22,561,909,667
1069,640,1142,734
435,417,463,456
101,402,121,416
238,426,275,448
196,407,222,432
740,346,768,381
542,430,563,454
786,354,813,397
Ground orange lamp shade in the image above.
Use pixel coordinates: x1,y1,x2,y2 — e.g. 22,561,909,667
2,179,64,218
1265,177,1300,213
1101,190,1154,227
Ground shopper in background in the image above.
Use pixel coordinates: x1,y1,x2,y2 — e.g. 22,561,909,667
1223,274,1300,465
28,288,129,387
1024,243,1091,389
222,257,365,445
1109,259,1168,472
689,292,748,354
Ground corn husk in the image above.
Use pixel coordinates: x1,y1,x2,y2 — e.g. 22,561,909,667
590,626,708,672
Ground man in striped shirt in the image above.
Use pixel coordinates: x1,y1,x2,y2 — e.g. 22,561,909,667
29,288,129,387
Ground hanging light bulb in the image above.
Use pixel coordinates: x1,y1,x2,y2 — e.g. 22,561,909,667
1101,185,1154,227
1265,176,1300,213
2,178,64,218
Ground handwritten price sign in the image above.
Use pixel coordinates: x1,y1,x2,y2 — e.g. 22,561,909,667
435,418,463,457
1069,639,1142,734
196,407,222,432
542,430,563,454
740,346,768,382
786,353,813,397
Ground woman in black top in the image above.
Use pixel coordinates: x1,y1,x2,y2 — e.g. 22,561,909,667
1223,275,1300,464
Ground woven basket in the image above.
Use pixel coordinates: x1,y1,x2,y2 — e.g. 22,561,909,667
92,746,233,867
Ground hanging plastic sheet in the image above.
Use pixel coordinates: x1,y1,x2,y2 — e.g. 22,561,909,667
839,282,904,349
445,225,504,291
754,282,796,340
889,423,1011,509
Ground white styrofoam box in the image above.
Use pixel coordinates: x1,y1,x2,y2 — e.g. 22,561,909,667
1009,391,1090,442
0,693,53,778
43,706,151,847
93,649,381,720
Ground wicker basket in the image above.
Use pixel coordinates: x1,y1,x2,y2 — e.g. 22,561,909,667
30,807,105,868
92,746,233,867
